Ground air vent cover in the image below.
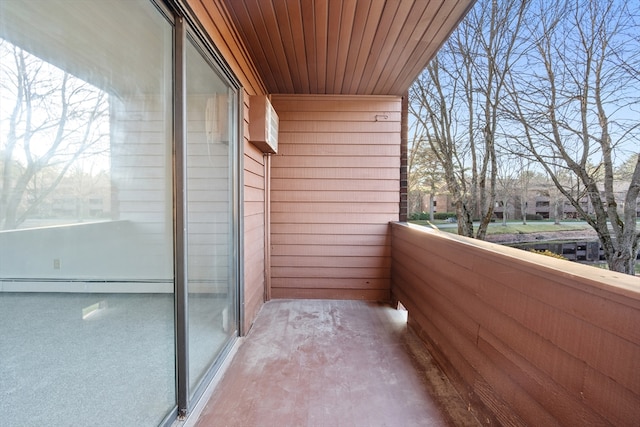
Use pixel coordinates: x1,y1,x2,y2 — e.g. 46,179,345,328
249,95,278,154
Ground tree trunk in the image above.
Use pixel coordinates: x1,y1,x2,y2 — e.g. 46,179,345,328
429,193,435,222
502,199,508,226
609,248,636,275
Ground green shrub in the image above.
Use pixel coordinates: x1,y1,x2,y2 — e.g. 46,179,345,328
409,212,428,220
525,214,544,221
434,212,456,220
409,212,457,221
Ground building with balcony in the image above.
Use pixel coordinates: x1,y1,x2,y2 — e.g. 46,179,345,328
1,1,638,426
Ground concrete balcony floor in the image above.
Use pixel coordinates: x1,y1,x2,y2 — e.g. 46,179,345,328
194,299,481,427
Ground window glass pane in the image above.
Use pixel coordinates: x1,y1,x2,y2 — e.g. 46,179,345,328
185,37,237,396
0,1,176,425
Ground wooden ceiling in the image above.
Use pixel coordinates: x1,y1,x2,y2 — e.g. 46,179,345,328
223,0,475,96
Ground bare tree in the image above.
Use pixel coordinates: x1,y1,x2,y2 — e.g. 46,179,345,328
409,0,528,239
0,41,109,229
496,152,521,226
504,0,640,274
408,132,445,220
616,154,640,181
516,159,536,224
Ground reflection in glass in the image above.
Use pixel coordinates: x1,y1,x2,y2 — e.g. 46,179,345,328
0,40,111,230
0,0,176,425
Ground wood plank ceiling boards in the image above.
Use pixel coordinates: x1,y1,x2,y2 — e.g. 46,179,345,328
223,0,475,95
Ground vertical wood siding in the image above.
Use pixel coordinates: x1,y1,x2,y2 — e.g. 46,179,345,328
188,0,267,333
391,223,640,426
269,95,400,300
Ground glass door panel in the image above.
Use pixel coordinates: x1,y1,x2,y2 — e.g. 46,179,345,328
185,37,237,396
0,0,176,425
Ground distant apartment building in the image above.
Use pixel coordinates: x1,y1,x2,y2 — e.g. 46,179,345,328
495,181,640,220
412,181,640,221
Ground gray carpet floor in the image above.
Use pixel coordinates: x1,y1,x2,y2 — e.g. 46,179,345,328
0,292,231,427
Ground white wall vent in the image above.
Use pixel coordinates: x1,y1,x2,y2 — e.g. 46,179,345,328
249,95,278,154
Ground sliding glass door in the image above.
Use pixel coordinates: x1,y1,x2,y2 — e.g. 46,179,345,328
185,37,238,398
0,0,240,425
0,0,176,425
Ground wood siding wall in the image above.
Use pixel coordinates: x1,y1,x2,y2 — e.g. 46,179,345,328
269,95,401,300
243,93,266,330
390,222,640,426
188,0,267,333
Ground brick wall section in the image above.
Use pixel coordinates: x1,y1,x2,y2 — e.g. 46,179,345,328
399,91,408,222
390,222,640,426
269,95,401,300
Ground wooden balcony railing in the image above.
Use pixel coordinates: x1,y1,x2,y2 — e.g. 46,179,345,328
390,222,640,426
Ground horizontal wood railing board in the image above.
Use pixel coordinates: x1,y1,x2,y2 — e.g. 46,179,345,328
471,250,640,344
478,325,609,427
392,230,606,396
390,223,640,426
582,364,640,426
400,224,640,341
403,286,533,427
396,286,479,389
391,255,483,345
395,229,640,396
475,330,579,427
474,272,640,396
397,275,555,426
